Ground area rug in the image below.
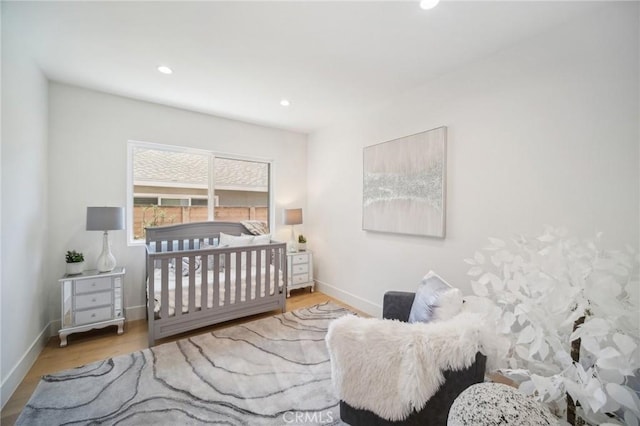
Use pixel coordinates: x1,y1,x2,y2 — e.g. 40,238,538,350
17,302,353,425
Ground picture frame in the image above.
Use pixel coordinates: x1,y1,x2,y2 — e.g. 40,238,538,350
362,126,447,238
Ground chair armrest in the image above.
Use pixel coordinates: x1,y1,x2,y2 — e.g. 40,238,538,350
382,291,415,322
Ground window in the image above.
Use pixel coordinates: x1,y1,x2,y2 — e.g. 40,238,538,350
134,197,159,206
191,198,209,207
127,141,272,243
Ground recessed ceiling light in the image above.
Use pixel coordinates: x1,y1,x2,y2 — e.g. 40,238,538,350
280,99,291,107
420,0,440,10
157,65,173,75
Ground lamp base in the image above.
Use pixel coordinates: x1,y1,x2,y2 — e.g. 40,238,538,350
288,225,298,252
97,231,117,272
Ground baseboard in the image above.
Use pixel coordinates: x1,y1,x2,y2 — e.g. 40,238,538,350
124,304,146,321
49,319,61,337
314,280,382,318
1,321,52,409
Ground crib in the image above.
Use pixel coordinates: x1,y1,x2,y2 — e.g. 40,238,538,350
145,221,287,346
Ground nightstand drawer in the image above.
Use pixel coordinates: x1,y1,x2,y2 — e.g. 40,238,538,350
292,264,309,274
291,254,308,265
75,306,112,325
76,291,111,310
75,277,112,294
292,274,309,285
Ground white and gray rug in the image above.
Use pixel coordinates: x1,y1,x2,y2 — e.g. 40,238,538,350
17,302,352,425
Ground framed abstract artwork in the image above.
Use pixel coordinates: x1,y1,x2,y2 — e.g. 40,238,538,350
362,126,447,238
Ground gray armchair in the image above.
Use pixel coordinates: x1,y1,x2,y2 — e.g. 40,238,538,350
339,291,487,426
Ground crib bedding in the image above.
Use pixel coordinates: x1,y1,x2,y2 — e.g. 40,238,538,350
151,266,284,317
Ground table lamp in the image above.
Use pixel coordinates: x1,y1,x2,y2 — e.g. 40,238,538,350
86,206,125,272
283,208,302,252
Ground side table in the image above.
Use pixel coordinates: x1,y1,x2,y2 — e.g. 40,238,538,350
58,267,125,347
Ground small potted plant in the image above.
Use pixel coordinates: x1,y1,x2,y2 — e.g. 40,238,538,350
65,250,85,275
297,234,307,251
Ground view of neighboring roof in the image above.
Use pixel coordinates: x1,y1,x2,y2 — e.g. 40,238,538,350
133,148,268,191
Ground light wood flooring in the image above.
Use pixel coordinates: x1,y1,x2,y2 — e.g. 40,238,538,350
1,290,360,425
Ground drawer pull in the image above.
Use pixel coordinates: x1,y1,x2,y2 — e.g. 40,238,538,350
92,298,96,302
91,313,96,318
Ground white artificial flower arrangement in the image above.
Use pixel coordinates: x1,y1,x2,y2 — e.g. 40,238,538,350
465,227,639,426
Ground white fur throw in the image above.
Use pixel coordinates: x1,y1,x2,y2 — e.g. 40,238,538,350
325,312,491,421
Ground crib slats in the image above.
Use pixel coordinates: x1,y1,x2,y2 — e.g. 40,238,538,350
174,259,182,318
274,247,280,296
235,250,242,305
188,255,196,313
213,253,220,308
146,230,287,347
224,252,231,306
265,248,272,298
245,250,252,303
201,252,209,311
161,259,169,320
255,248,262,301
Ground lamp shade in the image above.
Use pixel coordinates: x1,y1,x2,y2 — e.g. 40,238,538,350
86,207,125,231
283,208,303,225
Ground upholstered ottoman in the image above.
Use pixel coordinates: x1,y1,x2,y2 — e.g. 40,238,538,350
448,382,558,426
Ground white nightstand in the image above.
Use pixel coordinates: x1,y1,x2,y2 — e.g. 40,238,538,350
286,251,315,297
58,267,125,347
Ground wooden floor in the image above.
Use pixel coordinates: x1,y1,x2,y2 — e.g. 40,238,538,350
0,290,360,425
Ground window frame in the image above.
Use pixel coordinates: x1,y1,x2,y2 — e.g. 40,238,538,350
126,140,274,246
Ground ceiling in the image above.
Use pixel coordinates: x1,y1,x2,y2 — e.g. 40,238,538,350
5,1,604,134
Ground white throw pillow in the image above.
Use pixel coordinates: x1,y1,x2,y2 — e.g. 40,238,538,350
242,233,271,245
220,232,254,246
220,233,254,270
408,271,459,323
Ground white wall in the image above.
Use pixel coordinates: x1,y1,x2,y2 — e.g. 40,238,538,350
0,6,50,407
48,83,307,323
307,3,639,316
